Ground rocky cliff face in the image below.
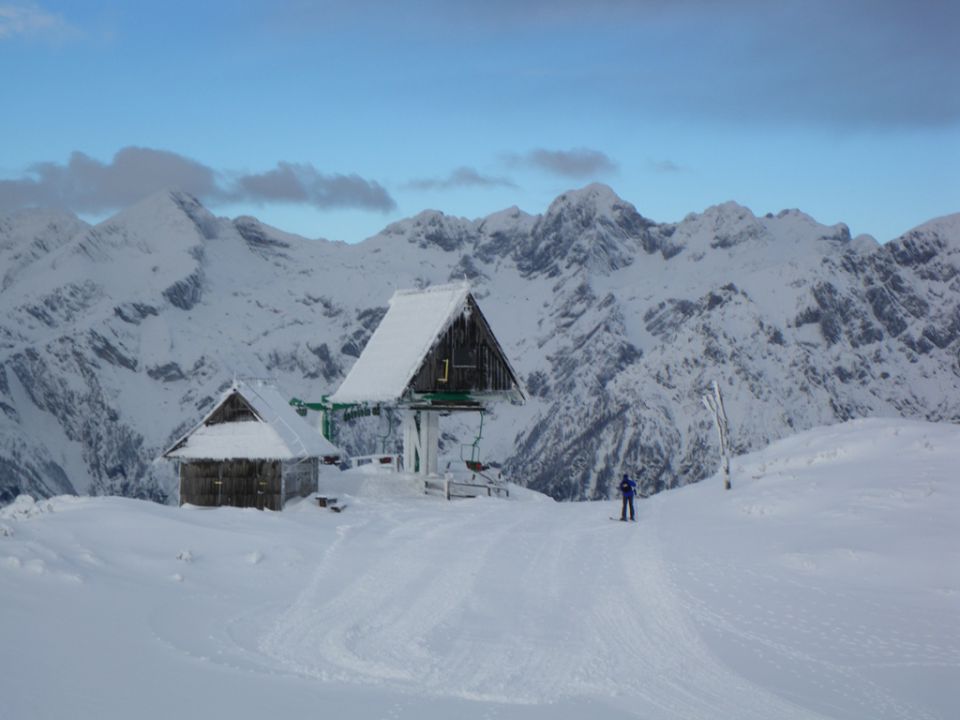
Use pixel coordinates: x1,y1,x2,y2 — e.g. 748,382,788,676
1,187,958,503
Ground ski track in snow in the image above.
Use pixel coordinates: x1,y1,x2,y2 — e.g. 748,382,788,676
255,499,832,718
20,482,944,720
7,419,956,720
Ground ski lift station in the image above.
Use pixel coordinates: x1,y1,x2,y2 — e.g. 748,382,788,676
327,282,525,481
162,283,523,509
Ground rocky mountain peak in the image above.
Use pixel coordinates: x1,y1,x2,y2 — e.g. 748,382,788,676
101,189,220,244
478,205,535,235
881,213,960,283
0,207,88,248
543,183,646,225
378,209,477,252
519,184,657,277
232,216,295,257
673,202,768,252
902,213,960,249
0,209,90,293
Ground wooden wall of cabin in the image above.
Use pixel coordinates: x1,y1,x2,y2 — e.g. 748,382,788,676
179,459,283,511
206,393,258,424
410,301,518,394
282,458,318,502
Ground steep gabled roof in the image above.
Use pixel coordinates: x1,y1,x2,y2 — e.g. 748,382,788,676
331,282,522,405
164,379,341,461
331,283,471,404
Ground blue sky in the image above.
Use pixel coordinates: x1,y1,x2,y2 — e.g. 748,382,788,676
1,0,957,242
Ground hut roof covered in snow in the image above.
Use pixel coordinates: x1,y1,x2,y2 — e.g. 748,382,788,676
164,379,341,461
330,282,523,407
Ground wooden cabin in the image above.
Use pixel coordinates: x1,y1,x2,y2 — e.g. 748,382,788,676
163,380,341,510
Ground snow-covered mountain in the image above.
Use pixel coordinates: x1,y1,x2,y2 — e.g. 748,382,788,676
1,185,958,502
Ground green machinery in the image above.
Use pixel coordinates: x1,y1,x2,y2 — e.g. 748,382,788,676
290,397,395,453
289,396,353,442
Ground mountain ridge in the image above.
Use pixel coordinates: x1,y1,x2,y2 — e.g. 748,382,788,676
1,185,958,503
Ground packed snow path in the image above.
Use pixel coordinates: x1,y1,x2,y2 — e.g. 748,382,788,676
258,498,831,719
1,419,957,719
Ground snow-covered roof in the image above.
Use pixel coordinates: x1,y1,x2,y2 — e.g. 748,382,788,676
330,283,473,405
164,379,341,461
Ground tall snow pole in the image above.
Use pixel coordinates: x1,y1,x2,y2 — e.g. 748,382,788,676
702,380,732,490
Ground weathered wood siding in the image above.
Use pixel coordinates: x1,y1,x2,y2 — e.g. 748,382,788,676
206,392,259,424
410,296,519,395
179,459,282,510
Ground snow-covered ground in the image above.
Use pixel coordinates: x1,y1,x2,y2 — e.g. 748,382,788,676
1,418,957,719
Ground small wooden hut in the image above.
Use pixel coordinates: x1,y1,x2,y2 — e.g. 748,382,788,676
163,379,341,510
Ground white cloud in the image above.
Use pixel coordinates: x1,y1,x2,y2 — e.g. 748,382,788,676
0,3,71,40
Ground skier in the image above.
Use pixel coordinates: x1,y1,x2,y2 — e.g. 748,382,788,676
619,473,637,521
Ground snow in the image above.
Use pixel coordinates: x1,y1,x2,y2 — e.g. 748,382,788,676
163,420,302,460
910,212,960,238
330,282,472,404
547,183,626,217
1,418,957,719
165,379,341,460
477,205,536,236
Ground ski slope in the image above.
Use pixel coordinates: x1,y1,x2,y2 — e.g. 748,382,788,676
1,419,957,719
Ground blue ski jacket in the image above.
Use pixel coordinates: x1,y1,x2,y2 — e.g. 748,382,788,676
619,475,637,498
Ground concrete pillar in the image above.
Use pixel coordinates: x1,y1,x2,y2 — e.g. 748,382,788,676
401,410,441,477
403,411,421,473
421,410,440,476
